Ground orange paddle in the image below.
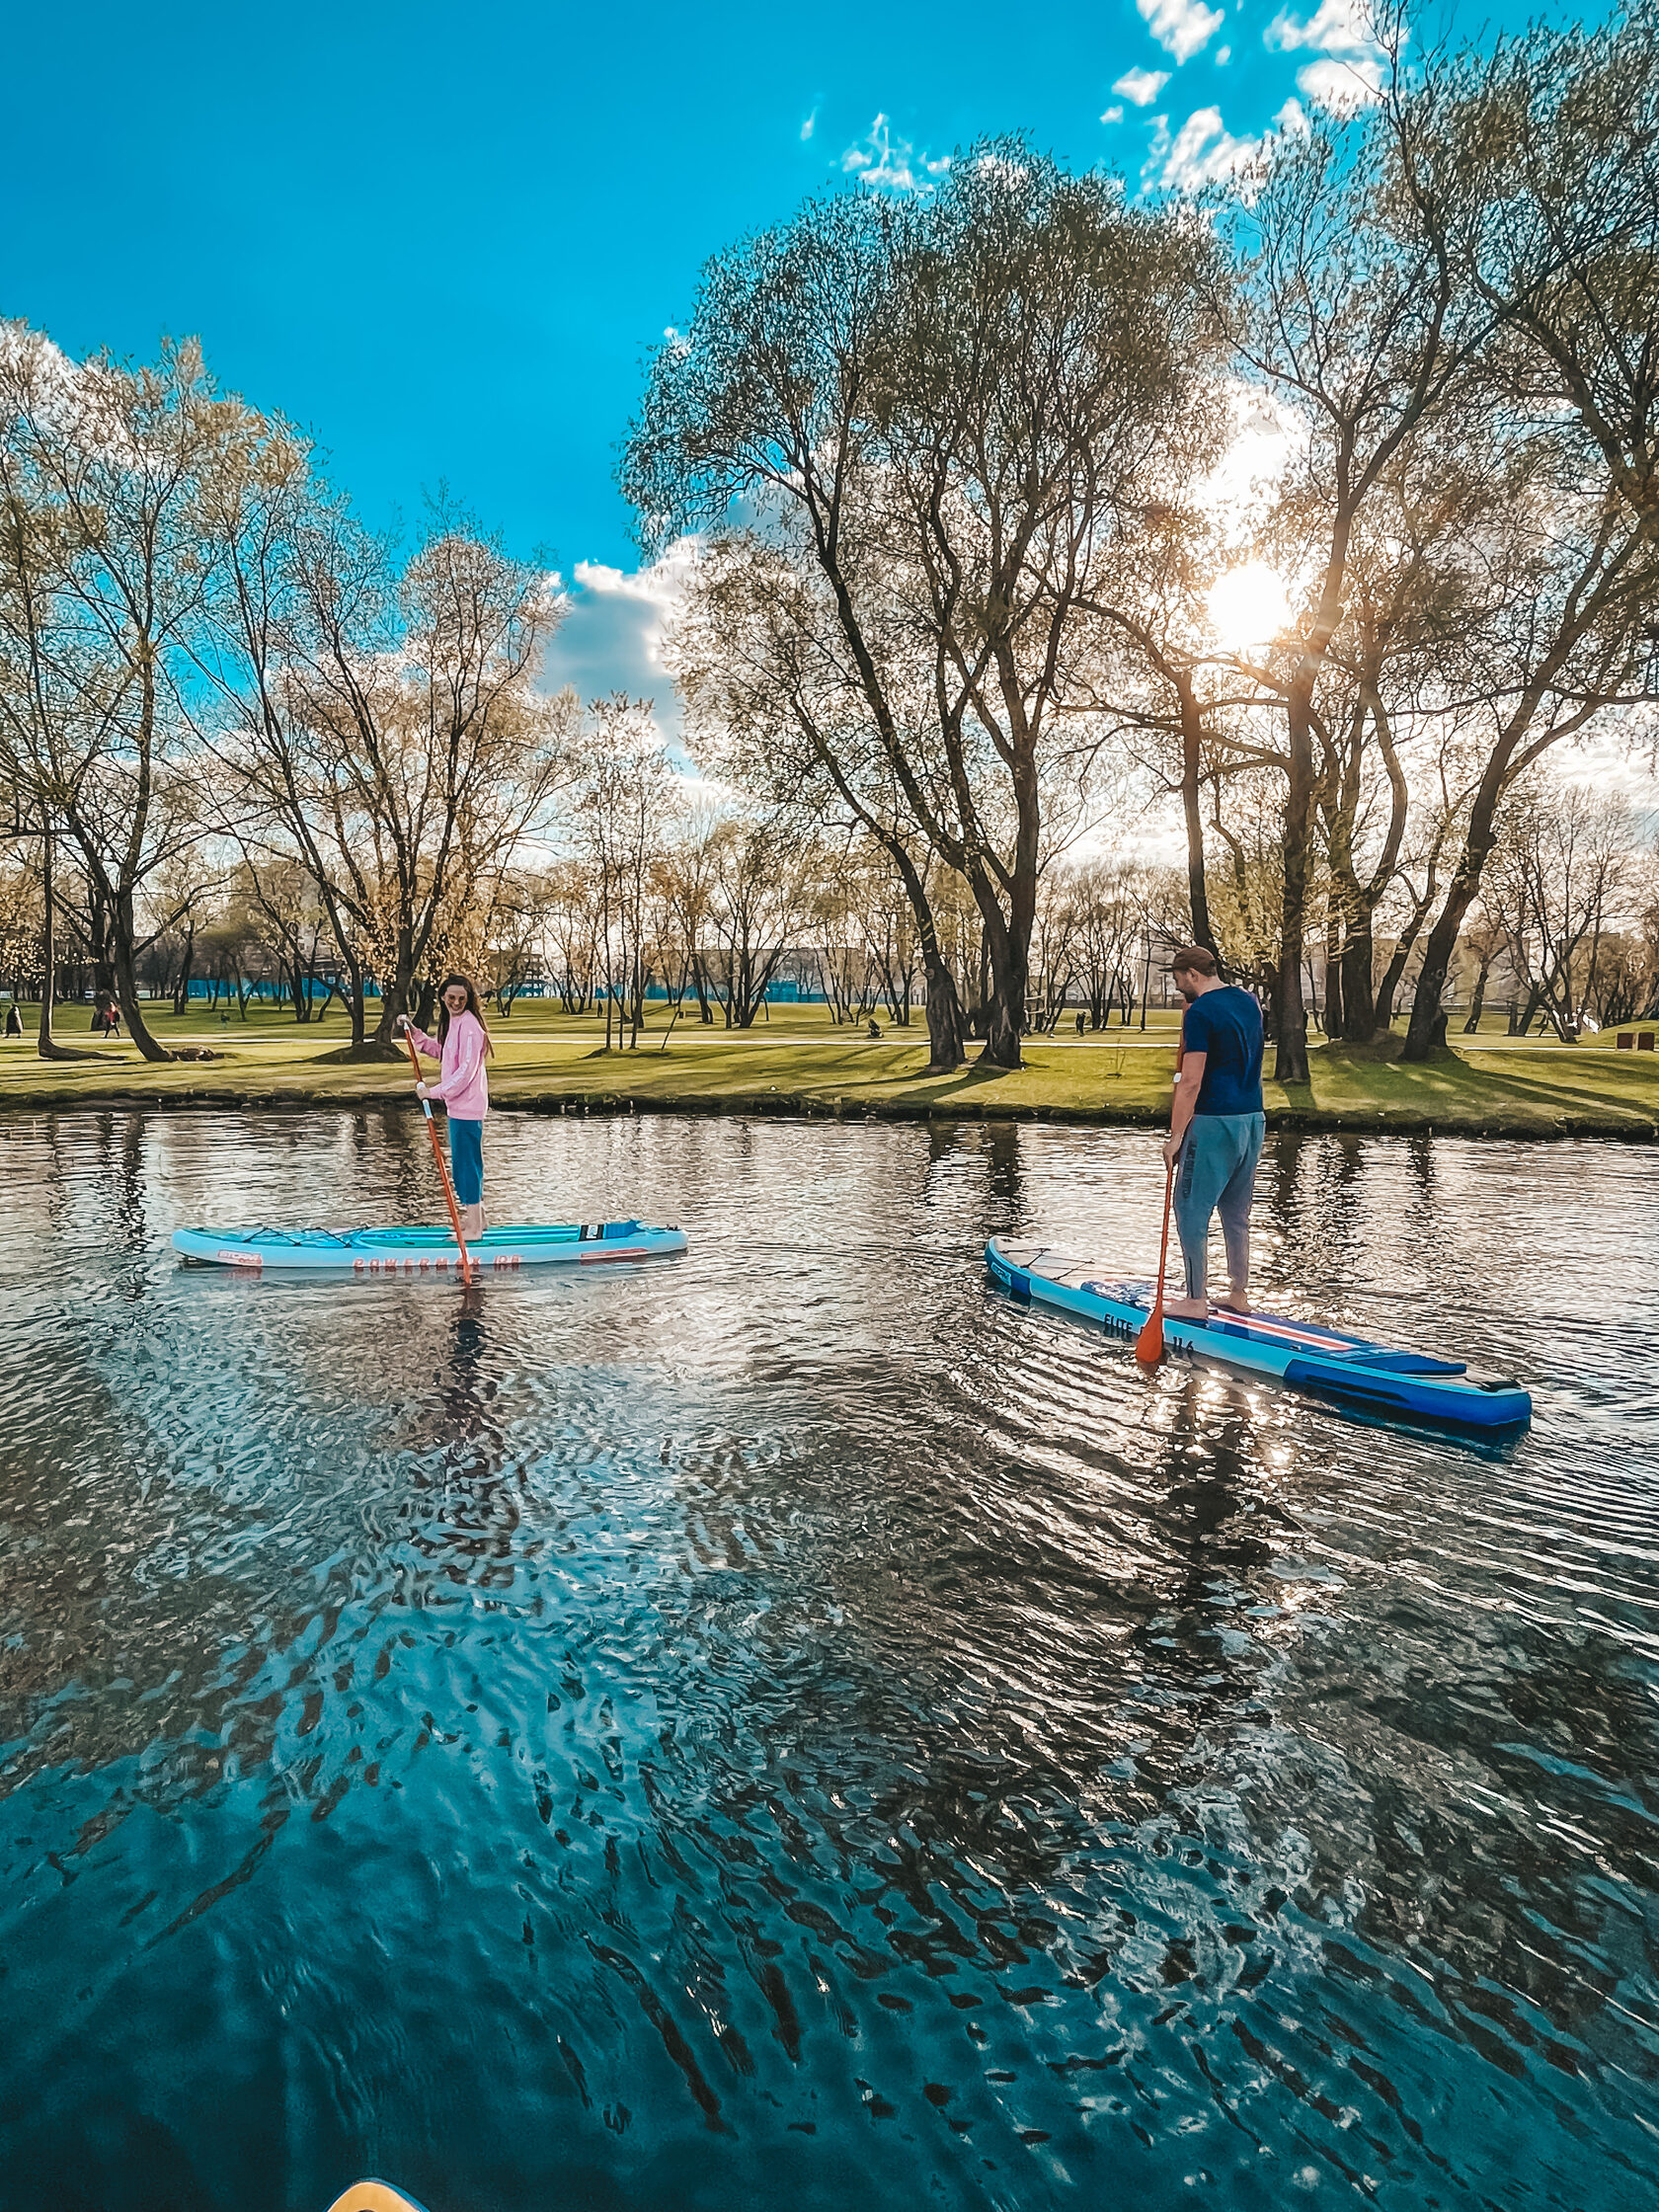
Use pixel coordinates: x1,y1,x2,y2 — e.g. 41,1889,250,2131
1138,1034,1186,1363
403,1028,475,1286
1136,1155,1176,1363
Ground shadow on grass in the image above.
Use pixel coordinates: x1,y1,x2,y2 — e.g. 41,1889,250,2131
316,1042,403,1066
1311,1047,1658,1130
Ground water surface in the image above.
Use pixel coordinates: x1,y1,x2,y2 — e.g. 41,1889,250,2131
1,1110,1655,2211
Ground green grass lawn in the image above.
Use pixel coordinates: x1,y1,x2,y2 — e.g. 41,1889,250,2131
2,995,1656,1138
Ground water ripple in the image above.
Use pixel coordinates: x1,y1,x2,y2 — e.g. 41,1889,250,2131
0,1110,1655,2208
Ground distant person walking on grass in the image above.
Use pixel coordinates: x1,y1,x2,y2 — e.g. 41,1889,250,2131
1161,946,1265,1319
396,973,493,1242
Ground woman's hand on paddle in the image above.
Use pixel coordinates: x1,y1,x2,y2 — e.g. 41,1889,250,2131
415,1080,430,1100
394,1013,411,1035
1161,1133,1180,1170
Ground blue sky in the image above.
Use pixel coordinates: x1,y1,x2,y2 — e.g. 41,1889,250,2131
4,0,1557,706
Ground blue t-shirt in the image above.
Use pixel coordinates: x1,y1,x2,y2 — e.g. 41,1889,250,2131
1181,986,1264,1116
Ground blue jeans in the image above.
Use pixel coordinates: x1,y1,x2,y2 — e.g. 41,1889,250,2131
447,1116,484,1206
1174,1113,1265,1301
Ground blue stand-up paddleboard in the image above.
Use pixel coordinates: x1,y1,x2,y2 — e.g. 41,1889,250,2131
173,1221,687,1274
986,1237,1531,1435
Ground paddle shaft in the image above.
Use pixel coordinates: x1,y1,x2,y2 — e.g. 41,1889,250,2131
1136,1159,1176,1363
1136,1037,1185,1364
403,1030,475,1285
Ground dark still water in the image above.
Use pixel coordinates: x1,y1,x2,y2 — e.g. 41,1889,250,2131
1,1111,1655,2212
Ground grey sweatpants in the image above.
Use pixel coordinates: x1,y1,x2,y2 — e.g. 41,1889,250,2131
1174,1112,1266,1301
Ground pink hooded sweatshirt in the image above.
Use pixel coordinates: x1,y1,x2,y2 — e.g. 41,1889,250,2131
407,1009,490,1121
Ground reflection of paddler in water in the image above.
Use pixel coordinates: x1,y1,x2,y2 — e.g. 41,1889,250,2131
1130,1367,1294,1796
395,972,493,1243
440,1296,496,1445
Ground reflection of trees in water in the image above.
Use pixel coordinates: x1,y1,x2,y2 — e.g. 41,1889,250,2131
3,1112,1654,2191
1266,1601,1659,2101
0,1211,530,1873
616,1122,1655,2178
618,1309,1320,2113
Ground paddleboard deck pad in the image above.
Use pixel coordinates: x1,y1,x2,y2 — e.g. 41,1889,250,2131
986,1237,1530,1433
174,1221,686,1274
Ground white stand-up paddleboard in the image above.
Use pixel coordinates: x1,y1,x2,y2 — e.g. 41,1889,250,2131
172,1221,686,1274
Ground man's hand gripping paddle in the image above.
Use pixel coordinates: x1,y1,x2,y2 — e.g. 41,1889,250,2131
404,1029,475,1286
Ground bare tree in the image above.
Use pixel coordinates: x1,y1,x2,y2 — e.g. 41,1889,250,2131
1217,84,1479,1079
202,466,571,1054
542,859,600,1014
1392,13,1659,1056
698,809,823,1030
0,327,229,1057
575,696,673,1050
1066,859,1159,1031
1458,905,1510,1035
628,144,1222,1071
1483,783,1636,1041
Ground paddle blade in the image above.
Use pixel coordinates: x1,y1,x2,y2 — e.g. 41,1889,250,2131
1135,1308,1165,1363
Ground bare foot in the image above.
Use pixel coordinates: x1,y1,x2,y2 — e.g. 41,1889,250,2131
1216,1292,1251,1313
1163,1296,1210,1319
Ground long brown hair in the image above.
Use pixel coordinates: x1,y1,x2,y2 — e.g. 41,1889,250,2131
435,972,494,1055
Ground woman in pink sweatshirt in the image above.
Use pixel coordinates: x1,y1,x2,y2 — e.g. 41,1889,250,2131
396,973,493,1240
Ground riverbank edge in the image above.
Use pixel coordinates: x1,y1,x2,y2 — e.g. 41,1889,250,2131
3,1083,1655,1141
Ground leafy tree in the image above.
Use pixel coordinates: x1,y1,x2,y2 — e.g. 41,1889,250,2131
626,143,1221,1070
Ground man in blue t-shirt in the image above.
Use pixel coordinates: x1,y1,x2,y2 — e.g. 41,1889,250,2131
1161,945,1265,1318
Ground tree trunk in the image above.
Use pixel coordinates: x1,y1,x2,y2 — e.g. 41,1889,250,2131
882,837,965,1073
172,923,196,1016
345,955,367,1048
978,914,1024,1067
109,892,173,1059
1374,941,1412,1034
35,824,70,1061
87,879,117,1004
1178,680,1218,959
1273,686,1315,1082
922,947,966,1072
1322,910,1344,1039
1402,817,1498,1062
1462,961,1491,1034
1338,913,1377,1041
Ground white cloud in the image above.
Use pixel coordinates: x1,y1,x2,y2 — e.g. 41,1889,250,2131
1296,54,1384,107
543,547,703,737
1114,65,1170,105
572,545,697,606
1215,43,1231,62
1149,105,1257,191
1146,97,1308,195
1266,0,1388,107
1265,0,1376,56
841,114,950,194
800,109,817,142
1101,104,1126,124
1137,0,1224,63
